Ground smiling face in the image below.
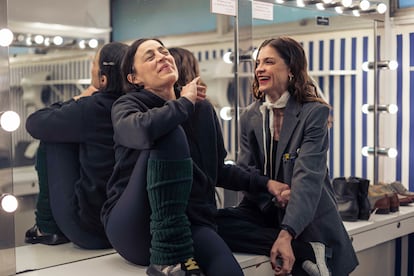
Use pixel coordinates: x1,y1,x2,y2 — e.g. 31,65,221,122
129,39,178,95
255,45,291,101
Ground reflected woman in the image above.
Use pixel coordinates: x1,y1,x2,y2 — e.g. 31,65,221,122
25,41,128,249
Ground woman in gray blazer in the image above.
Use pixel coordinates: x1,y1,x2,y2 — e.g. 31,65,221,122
217,37,358,276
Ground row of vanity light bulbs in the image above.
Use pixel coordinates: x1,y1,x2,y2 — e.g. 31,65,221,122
0,28,24,214
0,27,100,49
280,0,388,16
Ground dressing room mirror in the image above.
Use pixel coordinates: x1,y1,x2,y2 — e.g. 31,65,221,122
250,1,385,182
1,0,384,274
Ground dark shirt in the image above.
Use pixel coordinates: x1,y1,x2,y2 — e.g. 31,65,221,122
101,89,269,228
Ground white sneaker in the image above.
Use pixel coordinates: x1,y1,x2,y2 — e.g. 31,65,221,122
301,242,331,276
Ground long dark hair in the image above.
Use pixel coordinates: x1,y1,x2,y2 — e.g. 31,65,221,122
98,41,128,96
252,36,326,105
121,38,165,92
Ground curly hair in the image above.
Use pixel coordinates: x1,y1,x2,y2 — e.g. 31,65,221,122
252,36,327,105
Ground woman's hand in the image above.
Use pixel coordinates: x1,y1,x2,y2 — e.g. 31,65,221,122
267,180,290,207
73,85,98,101
181,77,206,104
271,230,295,276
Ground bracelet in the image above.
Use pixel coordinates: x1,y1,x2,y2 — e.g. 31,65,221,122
280,224,296,238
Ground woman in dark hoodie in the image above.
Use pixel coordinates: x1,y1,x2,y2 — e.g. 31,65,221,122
25,41,128,249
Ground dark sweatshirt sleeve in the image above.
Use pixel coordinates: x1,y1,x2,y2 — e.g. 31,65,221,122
26,99,84,142
111,94,194,149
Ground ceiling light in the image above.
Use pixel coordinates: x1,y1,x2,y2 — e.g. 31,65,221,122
335,6,344,14
316,3,325,10
296,0,305,7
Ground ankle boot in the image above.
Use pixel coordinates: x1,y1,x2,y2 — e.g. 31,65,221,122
352,177,371,220
333,177,359,222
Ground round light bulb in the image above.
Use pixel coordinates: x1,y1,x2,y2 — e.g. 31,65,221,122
0,111,20,132
0,28,14,47
387,104,398,114
388,60,398,70
1,194,18,213
387,148,398,158
377,3,387,14
252,49,259,61
360,0,370,10
34,35,44,44
352,10,360,17
361,61,370,72
341,0,352,7
88,39,99,49
316,3,325,10
220,106,233,121
361,104,370,114
361,146,370,157
53,36,63,45
335,6,344,14
223,52,233,64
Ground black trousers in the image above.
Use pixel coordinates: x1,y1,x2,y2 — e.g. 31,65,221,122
45,142,111,249
105,127,244,276
216,203,313,276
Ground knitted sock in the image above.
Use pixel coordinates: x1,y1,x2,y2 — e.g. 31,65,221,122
147,158,194,265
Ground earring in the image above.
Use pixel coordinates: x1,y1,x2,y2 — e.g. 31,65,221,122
289,75,294,82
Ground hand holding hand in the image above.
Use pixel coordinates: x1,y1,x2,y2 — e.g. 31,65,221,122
267,180,290,207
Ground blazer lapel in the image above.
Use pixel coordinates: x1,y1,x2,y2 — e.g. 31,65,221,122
275,97,301,172
252,101,266,158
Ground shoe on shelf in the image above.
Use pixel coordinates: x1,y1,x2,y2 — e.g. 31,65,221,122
25,224,69,246
146,257,204,276
389,181,414,198
302,242,331,276
376,183,413,207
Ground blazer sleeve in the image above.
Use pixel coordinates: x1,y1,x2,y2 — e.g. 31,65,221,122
281,103,330,237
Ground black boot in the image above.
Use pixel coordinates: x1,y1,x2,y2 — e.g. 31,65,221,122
353,177,371,220
332,177,359,222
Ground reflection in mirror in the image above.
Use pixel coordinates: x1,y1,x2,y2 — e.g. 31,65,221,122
3,0,385,274
251,2,383,181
